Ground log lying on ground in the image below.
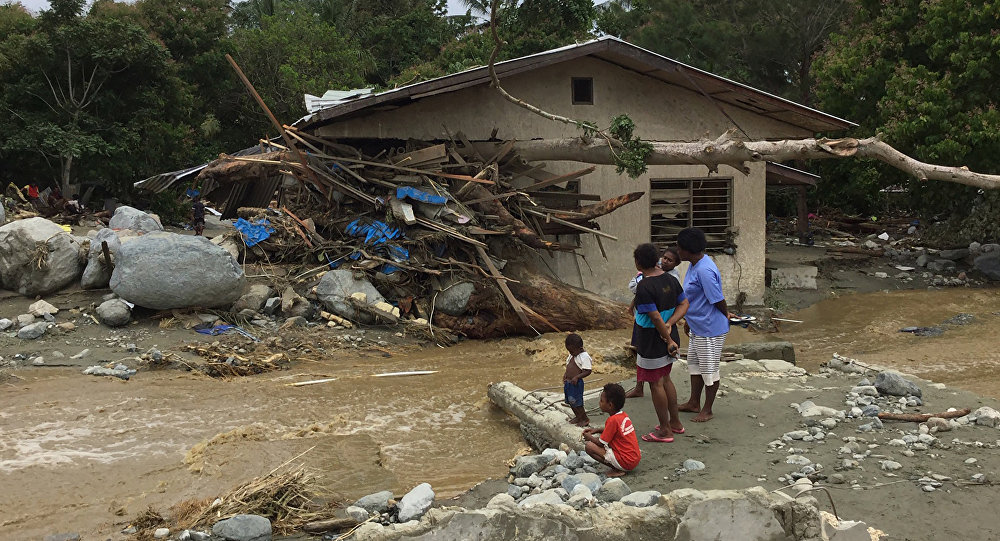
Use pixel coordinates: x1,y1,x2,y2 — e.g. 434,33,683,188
433,265,630,338
877,408,971,422
487,381,584,451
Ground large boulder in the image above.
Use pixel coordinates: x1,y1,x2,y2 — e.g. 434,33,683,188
315,269,386,323
108,205,162,233
435,280,475,316
674,492,786,541
974,253,1000,281
873,371,922,397
110,233,245,310
0,217,84,296
81,228,121,289
96,299,132,327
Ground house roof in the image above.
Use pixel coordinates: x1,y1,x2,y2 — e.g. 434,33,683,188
766,162,820,187
302,36,855,133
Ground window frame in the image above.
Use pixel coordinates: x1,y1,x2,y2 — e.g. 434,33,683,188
649,177,733,252
571,77,594,105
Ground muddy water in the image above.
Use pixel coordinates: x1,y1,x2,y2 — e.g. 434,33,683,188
1,335,609,540
779,288,1000,399
3,289,1000,539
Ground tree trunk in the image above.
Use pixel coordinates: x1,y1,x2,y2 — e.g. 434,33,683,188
509,133,1000,190
61,153,76,197
433,264,630,338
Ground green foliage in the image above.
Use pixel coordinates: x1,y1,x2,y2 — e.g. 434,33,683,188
608,114,652,179
811,0,1000,221
146,190,192,226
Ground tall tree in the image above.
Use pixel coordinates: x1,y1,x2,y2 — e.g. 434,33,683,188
811,0,1000,230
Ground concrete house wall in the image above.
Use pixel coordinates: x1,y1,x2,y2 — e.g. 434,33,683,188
316,56,816,304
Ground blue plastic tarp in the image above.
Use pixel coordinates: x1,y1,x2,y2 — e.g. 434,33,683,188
396,186,447,205
234,218,275,247
345,219,401,245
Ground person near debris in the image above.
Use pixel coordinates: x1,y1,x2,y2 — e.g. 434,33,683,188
23,184,40,206
563,333,593,427
582,383,640,477
676,227,733,423
627,246,683,399
65,194,83,215
191,196,206,236
631,243,688,442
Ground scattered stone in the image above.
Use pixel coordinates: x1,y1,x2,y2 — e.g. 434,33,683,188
211,514,272,541
280,316,308,329
829,474,846,484
262,297,281,316
70,348,90,359
96,299,132,327
874,371,922,397
354,490,394,514
512,454,551,478
28,299,59,316
81,228,121,289
17,321,48,340
724,341,796,364
965,458,978,465
397,483,435,522
940,248,969,260
683,459,706,471
784,430,809,440
880,460,902,472
619,490,660,507
561,472,602,493
0,318,11,331
594,477,631,502
922,485,936,493
32,356,44,366
315,269,387,324
518,489,564,508
973,407,1000,428
345,506,369,522
434,279,476,315
561,454,584,470
154,528,170,539
83,364,136,380
111,233,246,309
232,284,274,313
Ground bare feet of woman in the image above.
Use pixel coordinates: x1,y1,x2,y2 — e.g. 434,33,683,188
691,411,714,422
678,402,701,413
625,386,644,399
574,418,591,427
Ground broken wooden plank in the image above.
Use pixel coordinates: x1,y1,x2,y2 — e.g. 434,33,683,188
520,166,596,192
392,144,447,167
523,208,618,240
476,245,533,331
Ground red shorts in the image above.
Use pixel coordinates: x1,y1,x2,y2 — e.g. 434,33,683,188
637,364,672,382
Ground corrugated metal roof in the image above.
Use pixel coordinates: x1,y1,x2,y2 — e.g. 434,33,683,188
304,88,375,113
134,141,282,193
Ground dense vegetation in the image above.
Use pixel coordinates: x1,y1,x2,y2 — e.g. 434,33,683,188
0,0,996,235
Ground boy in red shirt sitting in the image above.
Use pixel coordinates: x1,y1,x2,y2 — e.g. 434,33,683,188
582,383,641,477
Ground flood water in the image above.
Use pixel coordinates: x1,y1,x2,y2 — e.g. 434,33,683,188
2,288,999,539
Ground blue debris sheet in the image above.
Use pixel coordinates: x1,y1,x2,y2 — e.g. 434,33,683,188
396,186,447,205
344,218,410,270
194,323,260,342
234,217,275,247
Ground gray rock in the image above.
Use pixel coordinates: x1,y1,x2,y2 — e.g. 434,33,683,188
675,494,786,541
512,454,551,478
974,253,1000,281
279,286,314,319
874,371,922,397
0,203,4,224
620,490,661,507
973,407,1000,428
211,514,272,541
724,341,795,364
594,477,631,502
880,460,902,471
916,253,930,267
0,318,11,331
969,242,982,255
862,405,881,417
315,269,386,324
397,483,434,522
518,489,564,508
110,233,245,309
17,321,48,340
354,490,394,514
153,528,170,539
927,259,956,272
0,217,84,296
561,472,601,493
16,313,34,327
43,535,81,541
108,205,163,233
233,284,274,313
982,243,1000,253
281,316,307,328
345,506,369,522
939,248,969,260
434,280,476,316
561,454,584,470
506,484,526,499
262,297,281,316
81,228,121,289
683,459,706,471
96,299,131,327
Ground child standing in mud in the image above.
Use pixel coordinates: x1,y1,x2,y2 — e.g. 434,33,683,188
582,383,640,477
563,333,593,427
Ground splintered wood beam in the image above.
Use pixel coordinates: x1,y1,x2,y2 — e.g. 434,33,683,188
520,166,596,192
524,209,617,240
476,245,533,331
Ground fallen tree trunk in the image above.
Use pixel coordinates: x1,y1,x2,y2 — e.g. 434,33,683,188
459,182,558,250
508,133,1000,190
877,408,971,422
487,381,584,451
433,264,631,338
538,191,645,236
